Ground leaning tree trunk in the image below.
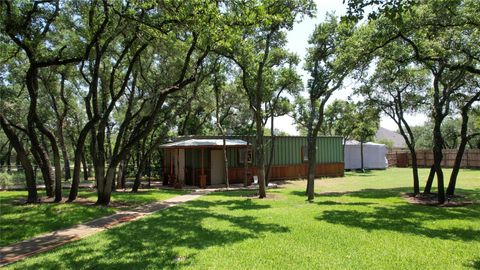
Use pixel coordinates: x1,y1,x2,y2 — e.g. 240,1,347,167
446,105,472,196
30,135,54,197
424,165,435,194
68,117,98,201
37,125,63,202
0,114,38,203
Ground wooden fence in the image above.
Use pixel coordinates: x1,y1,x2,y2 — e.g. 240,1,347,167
387,149,480,168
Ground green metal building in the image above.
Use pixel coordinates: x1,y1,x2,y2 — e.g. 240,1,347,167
160,136,344,187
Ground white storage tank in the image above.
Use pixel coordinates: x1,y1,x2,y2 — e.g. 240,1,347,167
344,140,388,170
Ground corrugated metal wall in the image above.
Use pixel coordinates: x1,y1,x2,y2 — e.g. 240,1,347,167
171,136,343,168
265,136,343,165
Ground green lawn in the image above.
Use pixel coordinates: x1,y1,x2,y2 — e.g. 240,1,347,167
0,189,186,247
4,168,480,269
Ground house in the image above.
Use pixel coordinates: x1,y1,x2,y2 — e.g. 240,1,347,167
160,136,344,187
375,127,406,149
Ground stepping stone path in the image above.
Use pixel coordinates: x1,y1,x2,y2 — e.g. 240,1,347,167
0,190,210,266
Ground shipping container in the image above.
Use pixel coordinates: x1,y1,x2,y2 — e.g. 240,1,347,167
160,136,344,186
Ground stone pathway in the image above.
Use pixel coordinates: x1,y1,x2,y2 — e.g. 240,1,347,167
0,190,210,267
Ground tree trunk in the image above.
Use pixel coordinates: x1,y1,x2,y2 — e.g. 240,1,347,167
265,116,275,186
306,134,317,202
222,135,229,188
37,125,63,202
81,150,88,181
30,144,54,197
255,112,266,198
132,158,146,193
410,150,420,195
116,156,128,189
68,117,99,201
96,165,115,206
446,106,471,196
25,66,54,197
0,114,38,203
6,144,12,172
424,165,435,193
432,120,445,204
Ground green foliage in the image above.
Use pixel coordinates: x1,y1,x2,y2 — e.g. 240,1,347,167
351,102,380,143
376,138,394,150
412,115,480,150
0,172,14,189
321,99,357,140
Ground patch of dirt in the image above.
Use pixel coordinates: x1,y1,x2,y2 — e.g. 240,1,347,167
11,196,139,209
11,196,96,205
241,193,283,200
403,193,474,207
316,191,352,196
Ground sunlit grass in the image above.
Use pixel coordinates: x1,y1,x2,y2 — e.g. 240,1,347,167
5,168,479,269
0,189,186,246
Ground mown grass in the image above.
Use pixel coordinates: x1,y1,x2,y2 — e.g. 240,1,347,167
5,168,479,269
0,189,186,247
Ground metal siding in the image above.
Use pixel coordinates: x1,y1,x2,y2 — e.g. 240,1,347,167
170,135,343,167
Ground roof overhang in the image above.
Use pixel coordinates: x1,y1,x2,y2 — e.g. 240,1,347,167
159,139,248,149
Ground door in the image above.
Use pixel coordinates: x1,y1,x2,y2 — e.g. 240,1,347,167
210,150,225,185
174,149,185,182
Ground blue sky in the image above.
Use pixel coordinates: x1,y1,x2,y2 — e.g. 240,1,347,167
275,0,427,135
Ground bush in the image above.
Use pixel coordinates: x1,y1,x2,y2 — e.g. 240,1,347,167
0,172,26,189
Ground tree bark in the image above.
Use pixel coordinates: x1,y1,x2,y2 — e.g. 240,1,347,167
255,111,266,198
446,107,472,196
0,114,38,203
306,135,317,201
81,150,88,182
68,117,98,201
265,116,275,186
432,74,446,204
424,165,435,193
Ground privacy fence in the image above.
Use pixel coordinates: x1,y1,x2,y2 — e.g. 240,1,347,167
387,149,480,168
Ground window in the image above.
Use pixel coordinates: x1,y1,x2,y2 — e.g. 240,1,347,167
239,148,253,164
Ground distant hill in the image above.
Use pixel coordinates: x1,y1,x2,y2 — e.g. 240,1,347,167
375,127,406,148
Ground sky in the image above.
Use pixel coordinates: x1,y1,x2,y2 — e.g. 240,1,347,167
274,0,428,135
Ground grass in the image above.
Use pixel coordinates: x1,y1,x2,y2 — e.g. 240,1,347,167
4,168,480,269
0,188,187,247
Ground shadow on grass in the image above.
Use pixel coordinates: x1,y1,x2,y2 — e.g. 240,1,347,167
289,187,410,200
344,170,376,177
315,188,480,242
0,196,115,247
471,259,480,270
318,200,376,206
16,196,288,270
0,189,186,247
